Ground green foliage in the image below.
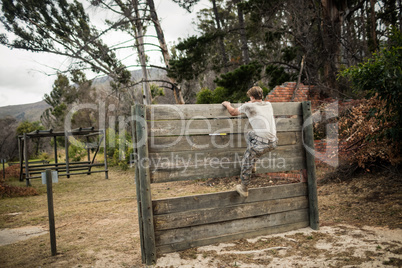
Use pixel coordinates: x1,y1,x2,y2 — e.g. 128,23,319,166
168,33,220,82
340,28,402,151
68,140,86,162
42,71,96,129
105,128,133,170
214,62,263,102
196,88,213,104
265,65,296,89
16,121,44,135
196,87,229,104
150,83,165,104
39,152,50,161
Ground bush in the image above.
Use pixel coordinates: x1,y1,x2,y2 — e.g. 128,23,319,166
338,97,400,169
3,164,20,178
0,183,38,198
105,128,133,170
68,141,86,162
196,88,213,104
196,87,229,104
340,27,402,154
0,165,38,198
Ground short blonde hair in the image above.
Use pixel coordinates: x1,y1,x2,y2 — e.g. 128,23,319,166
247,86,264,100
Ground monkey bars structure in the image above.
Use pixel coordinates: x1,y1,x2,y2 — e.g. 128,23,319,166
18,127,108,186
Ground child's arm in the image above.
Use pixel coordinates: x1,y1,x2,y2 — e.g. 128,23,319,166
222,101,240,116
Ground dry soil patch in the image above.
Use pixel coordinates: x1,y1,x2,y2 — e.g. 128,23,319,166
0,226,47,246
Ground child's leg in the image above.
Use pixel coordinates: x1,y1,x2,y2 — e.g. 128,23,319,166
240,147,257,187
240,132,277,187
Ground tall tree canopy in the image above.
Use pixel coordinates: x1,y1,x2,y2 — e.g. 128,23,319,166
168,0,402,103
1,0,401,106
0,0,182,105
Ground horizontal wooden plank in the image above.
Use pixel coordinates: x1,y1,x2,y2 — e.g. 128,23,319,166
148,132,302,153
156,221,309,255
148,117,302,137
154,196,308,230
153,183,307,215
148,144,305,169
146,103,302,120
150,156,306,183
155,209,308,246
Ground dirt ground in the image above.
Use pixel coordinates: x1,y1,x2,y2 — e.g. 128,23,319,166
0,166,401,267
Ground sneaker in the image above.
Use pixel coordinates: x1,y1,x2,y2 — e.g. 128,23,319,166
252,164,257,174
236,184,248,197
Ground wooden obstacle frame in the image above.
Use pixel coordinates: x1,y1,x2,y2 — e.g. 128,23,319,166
133,102,319,265
18,127,108,186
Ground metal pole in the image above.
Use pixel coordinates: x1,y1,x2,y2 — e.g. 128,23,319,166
45,169,57,256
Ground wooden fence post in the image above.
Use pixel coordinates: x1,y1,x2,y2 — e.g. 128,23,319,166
102,129,109,179
23,133,31,186
135,104,156,265
45,169,57,256
64,131,70,179
302,101,319,230
132,106,146,264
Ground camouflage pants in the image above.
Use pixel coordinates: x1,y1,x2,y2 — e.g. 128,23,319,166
240,131,278,186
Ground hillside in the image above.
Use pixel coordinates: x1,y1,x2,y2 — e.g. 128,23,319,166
0,68,176,122
0,100,50,122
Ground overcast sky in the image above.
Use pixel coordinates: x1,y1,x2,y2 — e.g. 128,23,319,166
0,0,209,107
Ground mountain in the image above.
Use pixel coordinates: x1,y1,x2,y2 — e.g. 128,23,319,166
0,68,177,122
0,100,50,122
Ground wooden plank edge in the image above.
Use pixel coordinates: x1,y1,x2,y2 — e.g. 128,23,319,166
153,183,308,215
156,221,310,255
150,158,306,183
154,196,308,231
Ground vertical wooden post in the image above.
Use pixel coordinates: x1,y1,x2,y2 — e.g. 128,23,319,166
18,137,24,182
302,101,319,230
53,136,58,172
45,169,57,256
132,105,146,264
23,133,31,186
86,136,91,175
64,132,70,179
135,104,156,265
103,129,109,179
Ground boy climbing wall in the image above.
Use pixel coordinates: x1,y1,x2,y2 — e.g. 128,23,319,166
222,86,278,197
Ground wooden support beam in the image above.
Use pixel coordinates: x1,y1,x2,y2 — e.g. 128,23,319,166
102,129,108,179
53,136,58,168
135,104,156,265
65,132,70,179
86,136,91,175
302,101,319,230
132,106,146,264
18,137,24,182
23,133,31,186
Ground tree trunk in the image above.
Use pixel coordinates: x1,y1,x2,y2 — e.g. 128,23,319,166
234,0,250,64
321,0,342,95
147,0,185,104
212,0,229,71
133,0,152,105
399,0,402,33
369,0,378,51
